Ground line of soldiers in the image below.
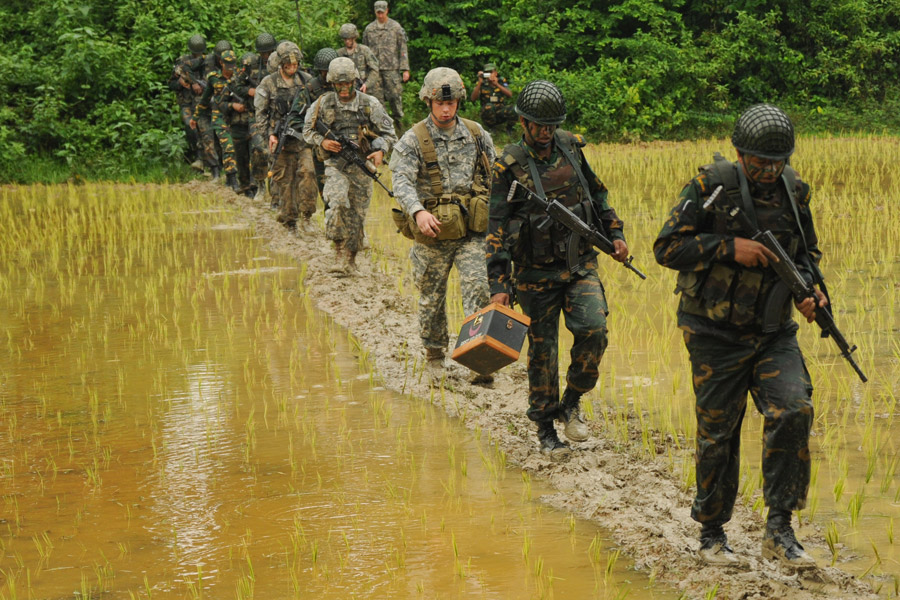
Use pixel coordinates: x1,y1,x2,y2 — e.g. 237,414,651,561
169,3,830,576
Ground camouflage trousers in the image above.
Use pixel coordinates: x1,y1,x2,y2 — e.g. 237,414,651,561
195,115,218,169
516,269,609,422
273,140,317,226
323,164,371,252
683,323,813,526
313,154,326,205
210,110,236,174
375,70,404,122
179,103,200,160
230,122,251,190
250,130,268,184
410,233,490,351
481,104,517,130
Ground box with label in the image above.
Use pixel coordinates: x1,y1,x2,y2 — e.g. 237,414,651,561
451,303,531,375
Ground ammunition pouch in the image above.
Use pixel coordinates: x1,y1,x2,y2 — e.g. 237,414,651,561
676,263,764,328
391,208,415,240
426,195,468,241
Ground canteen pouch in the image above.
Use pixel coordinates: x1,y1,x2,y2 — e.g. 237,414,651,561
432,198,467,241
391,208,415,240
467,195,489,233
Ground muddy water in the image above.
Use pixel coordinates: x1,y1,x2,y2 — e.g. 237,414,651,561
0,185,676,599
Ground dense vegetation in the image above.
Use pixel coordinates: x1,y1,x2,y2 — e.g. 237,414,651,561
3,0,900,182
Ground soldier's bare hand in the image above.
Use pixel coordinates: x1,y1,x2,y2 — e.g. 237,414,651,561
360,83,368,93
191,83,202,95
491,293,510,307
232,103,245,113
733,237,778,267
415,210,441,237
795,288,828,323
269,135,278,154
611,239,628,262
402,70,410,83
367,150,384,167
189,119,197,130
322,139,342,153
248,88,256,97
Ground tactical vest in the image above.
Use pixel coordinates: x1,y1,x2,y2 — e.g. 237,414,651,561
502,130,595,265
313,92,375,143
306,76,328,102
676,153,809,330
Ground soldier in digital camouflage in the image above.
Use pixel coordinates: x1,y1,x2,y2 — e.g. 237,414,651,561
363,0,409,131
303,57,396,274
653,103,825,569
337,24,380,96
487,80,629,458
168,34,206,170
389,68,494,382
191,49,240,191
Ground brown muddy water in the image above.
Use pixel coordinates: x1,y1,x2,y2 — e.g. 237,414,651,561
0,185,677,599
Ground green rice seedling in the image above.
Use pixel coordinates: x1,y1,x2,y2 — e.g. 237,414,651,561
826,521,839,566
588,534,603,564
848,489,865,527
604,549,620,583
704,583,719,600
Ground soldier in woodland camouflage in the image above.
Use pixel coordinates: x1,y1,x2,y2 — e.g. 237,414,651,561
654,104,823,569
168,34,206,169
471,63,516,134
363,0,409,130
254,43,318,230
246,33,277,200
191,50,240,191
389,68,493,379
337,23,380,96
228,52,257,194
308,48,340,199
487,80,629,457
303,57,396,274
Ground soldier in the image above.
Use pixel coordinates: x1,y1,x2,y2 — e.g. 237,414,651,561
229,52,257,195
168,34,206,170
254,42,318,230
337,24,380,95
302,57,396,274
362,0,409,131
195,40,233,176
246,33,277,201
470,63,516,134
487,80,630,457
190,50,240,191
653,104,823,569
308,48,340,199
389,68,494,380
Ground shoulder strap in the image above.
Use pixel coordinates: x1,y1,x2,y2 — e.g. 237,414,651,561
412,121,443,196
711,152,759,229
554,130,594,202
459,118,492,176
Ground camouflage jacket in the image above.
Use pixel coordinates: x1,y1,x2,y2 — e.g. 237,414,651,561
653,160,822,335
302,91,397,164
192,70,241,122
169,53,205,107
254,71,311,141
476,77,510,110
390,117,495,217
362,18,409,71
486,133,624,295
337,44,380,93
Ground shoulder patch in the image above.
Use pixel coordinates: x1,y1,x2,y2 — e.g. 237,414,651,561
493,160,507,174
502,152,518,167
572,133,586,147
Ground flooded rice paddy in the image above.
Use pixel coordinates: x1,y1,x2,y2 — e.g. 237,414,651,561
0,185,676,598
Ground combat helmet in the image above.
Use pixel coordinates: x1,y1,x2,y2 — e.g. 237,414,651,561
515,80,566,125
419,67,466,102
188,34,206,54
314,48,340,72
255,32,276,54
214,40,233,58
731,103,795,160
327,57,359,83
240,52,258,70
339,24,359,39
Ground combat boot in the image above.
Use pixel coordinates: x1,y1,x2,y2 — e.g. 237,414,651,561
225,172,239,192
345,250,358,274
559,389,590,442
328,242,348,274
536,421,570,459
190,159,204,171
469,372,494,386
210,166,220,180
762,509,816,569
253,180,267,203
698,524,741,566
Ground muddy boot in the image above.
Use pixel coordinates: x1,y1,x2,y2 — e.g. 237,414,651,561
225,172,239,192
559,389,590,442
536,421,570,459
345,250,358,274
298,217,316,233
253,180,268,203
210,166,220,180
362,230,371,250
424,347,445,382
328,242,348,274
469,372,494,386
698,523,740,566
762,510,816,569
190,159,204,171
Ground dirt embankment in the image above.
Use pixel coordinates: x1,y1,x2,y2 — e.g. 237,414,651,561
194,180,877,600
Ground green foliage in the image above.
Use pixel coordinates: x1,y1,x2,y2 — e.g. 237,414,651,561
2,0,900,181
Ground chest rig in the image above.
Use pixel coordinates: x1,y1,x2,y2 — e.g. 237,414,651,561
503,130,595,266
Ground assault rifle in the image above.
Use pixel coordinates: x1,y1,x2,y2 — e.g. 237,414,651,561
313,119,394,197
506,180,646,279
174,57,206,90
704,185,867,383
266,92,310,189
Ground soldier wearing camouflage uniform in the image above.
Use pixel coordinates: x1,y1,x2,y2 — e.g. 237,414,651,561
471,63,516,134
337,24,380,96
308,48,340,199
255,42,318,230
303,57,396,274
363,0,409,130
194,40,233,176
191,50,240,191
487,80,629,457
654,104,823,569
243,33,277,200
389,68,494,378
228,52,257,194
168,34,207,170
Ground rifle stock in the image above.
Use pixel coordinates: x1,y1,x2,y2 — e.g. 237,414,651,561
313,120,394,197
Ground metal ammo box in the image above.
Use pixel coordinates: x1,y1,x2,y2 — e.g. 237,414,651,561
451,303,531,375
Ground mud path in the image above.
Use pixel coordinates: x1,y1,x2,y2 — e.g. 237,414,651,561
193,180,876,600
